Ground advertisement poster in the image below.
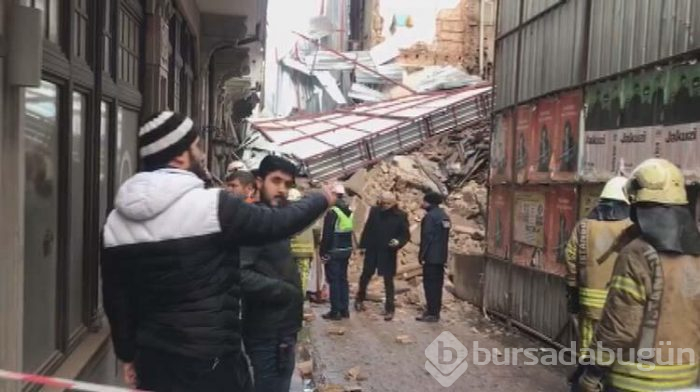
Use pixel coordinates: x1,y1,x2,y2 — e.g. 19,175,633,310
579,183,605,218
659,122,700,182
487,186,512,259
585,79,622,131
621,69,665,128
515,104,536,184
666,63,700,125
544,186,577,277
529,98,558,182
552,90,582,181
512,188,546,268
580,130,616,182
616,126,662,176
490,110,513,184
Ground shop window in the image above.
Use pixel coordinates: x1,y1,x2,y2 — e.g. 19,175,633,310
116,107,139,187
68,92,87,338
21,0,63,46
103,0,114,76
118,7,140,88
23,80,60,372
73,0,89,61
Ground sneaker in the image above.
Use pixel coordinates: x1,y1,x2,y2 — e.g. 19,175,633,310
383,311,394,321
416,314,440,323
354,300,365,312
322,311,342,321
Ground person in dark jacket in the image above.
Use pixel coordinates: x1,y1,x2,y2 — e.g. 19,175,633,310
101,112,334,392
416,192,451,322
355,191,410,321
319,184,354,320
240,156,304,392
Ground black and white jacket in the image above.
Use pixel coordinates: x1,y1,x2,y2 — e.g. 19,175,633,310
101,169,327,362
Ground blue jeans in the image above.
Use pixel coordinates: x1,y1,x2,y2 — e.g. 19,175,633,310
325,253,350,314
244,335,296,392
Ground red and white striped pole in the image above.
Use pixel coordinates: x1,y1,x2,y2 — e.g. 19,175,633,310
0,369,144,392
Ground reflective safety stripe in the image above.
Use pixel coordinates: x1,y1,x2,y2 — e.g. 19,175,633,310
291,238,314,257
331,207,354,233
609,362,699,392
580,287,608,309
609,275,646,302
579,317,595,357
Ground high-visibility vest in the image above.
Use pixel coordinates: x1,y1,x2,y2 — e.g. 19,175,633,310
331,207,353,252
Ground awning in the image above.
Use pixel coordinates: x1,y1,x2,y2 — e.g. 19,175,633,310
249,84,493,180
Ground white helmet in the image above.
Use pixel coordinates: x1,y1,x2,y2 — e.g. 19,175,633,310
600,176,629,204
226,161,246,174
288,188,303,201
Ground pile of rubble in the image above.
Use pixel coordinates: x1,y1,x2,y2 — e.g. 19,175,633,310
342,124,488,311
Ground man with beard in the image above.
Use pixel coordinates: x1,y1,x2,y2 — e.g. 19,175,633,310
101,112,334,391
240,155,305,392
354,192,410,321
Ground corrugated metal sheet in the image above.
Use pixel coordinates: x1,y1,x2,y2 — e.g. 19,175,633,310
518,0,586,102
588,0,700,81
483,258,511,315
509,265,571,345
497,0,521,36
522,0,560,22
494,34,519,110
250,86,493,179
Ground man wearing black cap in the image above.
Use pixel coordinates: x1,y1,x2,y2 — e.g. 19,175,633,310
101,111,335,392
416,192,451,323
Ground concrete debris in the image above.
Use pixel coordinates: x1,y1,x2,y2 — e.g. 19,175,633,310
395,335,415,344
345,366,368,382
297,360,314,378
304,310,316,322
344,386,363,392
408,66,482,93
318,385,346,392
328,327,347,336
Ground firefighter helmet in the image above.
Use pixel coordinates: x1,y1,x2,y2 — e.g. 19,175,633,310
626,158,687,205
600,176,629,204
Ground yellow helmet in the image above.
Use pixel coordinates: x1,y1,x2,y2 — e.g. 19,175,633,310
600,176,629,204
626,158,687,205
288,188,303,202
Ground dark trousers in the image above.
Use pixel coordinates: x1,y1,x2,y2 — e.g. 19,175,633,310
325,253,350,313
134,348,252,392
244,334,297,392
423,264,445,316
357,268,395,313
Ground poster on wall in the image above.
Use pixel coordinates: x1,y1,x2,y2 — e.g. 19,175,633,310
666,63,700,125
621,69,665,128
487,186,512,259
512,188,546,268
490,111,513,184
515,104,536,184
616,127,662,176
580,130,616,182
529,98,558,182
544,186,577,277
659,122,700,181
579,183,605,218
552,90,582,182
585,79,622,131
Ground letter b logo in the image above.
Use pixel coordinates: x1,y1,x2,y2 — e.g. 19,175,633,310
425,332,469,387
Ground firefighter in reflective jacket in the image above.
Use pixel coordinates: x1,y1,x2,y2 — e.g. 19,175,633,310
289,188,314,294
565,176,632,356
320,184,354,320
575,158,700,392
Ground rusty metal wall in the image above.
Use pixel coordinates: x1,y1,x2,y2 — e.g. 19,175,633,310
517,0,587,103
483,258,511,315
451,254,485,307
494,34,519,110
497,0,521,36
587,0,700,81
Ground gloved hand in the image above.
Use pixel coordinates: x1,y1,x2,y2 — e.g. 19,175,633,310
567,285,580,315
388,239,400,248
573,365,605,392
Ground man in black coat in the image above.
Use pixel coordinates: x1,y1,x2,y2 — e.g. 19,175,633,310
416,192,451,322
355,191,410,321
240,156,305,392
